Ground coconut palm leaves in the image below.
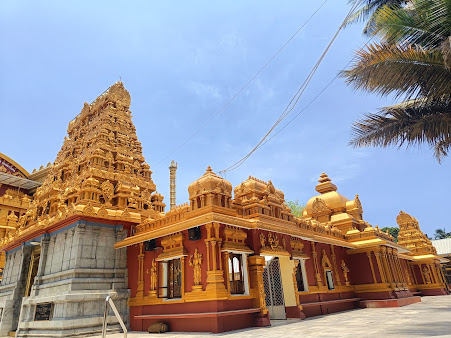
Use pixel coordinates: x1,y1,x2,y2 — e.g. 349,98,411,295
351,99,451,160
343,0,451,161
343,43,451,99
371,0,451,48
346,0,406,34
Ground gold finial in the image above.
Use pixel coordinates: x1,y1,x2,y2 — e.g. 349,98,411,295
206,166,213,172
318,172,331,183
315,172,337,194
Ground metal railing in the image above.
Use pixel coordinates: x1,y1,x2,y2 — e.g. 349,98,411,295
101,295,127,338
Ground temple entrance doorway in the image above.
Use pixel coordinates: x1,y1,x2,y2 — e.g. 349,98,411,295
263,257,286,320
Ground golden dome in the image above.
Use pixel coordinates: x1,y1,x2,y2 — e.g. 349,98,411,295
188,166,232,200
304,173,350,216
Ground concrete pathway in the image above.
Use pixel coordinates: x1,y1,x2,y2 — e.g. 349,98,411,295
96,295,451,337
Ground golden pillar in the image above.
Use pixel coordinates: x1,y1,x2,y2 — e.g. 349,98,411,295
204,222,227,297
330,245,342,286
311,242,323,287
375,250,387,283
248,255,268,314
136,242,145,298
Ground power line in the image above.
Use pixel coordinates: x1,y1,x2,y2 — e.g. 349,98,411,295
152,0,329,168
219,2,361,174
261,39,374,148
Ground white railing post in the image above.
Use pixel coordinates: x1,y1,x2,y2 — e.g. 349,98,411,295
101,295,127,338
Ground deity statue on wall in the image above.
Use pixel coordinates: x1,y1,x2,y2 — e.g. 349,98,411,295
423,266,431,284
268,232,279,249
259,233,266,248
150,259,157,291
341,260,350,286
189,248,202,289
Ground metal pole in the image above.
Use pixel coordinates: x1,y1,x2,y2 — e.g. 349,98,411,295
108,297,128,338
101,295,127,338
101,296,109,338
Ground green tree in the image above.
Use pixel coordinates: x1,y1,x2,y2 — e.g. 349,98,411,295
287,200,305,218
381,226,400,242
343,0,451,162
434,228,451,239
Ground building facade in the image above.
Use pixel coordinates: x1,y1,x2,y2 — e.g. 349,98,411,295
0,83,448,336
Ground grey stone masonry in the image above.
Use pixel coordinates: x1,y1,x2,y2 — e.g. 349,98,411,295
0,220,129,337
0,245,32,336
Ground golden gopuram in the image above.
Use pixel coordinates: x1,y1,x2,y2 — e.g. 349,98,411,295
0,83,448,336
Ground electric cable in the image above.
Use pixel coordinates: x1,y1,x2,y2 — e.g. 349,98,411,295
219,2,361,174
152,0,329,168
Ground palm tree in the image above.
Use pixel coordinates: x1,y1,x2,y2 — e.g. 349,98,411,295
346,0,407,34
343,0,451,161
434,228,451,239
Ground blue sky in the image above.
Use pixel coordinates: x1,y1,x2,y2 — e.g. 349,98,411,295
1,1,450,237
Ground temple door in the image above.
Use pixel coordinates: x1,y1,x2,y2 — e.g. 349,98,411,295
263,257,286,320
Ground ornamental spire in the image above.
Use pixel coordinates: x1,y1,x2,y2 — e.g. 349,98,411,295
0,82,162,249
315,172,337,194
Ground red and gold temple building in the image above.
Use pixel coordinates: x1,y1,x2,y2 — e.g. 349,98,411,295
0,82,448,336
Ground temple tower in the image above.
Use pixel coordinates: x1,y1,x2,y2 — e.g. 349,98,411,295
0,82,161,337
169,160,177,210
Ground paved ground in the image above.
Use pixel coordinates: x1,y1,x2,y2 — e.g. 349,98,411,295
97,295,451,338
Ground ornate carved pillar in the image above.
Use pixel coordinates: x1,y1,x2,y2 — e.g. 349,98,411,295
394,255,408,288
388,249,399,285
204,222,227,297
381,247,394,286
410,264,418,285
248,255,268,315
311,241,323,287
420,264,426,284
388,249,400,285
330,245,341,286
367,251,377,284
374,250,386,283
224,251,231,292
181,256,186,298
428,264,437,284
136,242,145,298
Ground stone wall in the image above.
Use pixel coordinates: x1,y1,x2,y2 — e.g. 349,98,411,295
0,220,129,337
0,246,32,336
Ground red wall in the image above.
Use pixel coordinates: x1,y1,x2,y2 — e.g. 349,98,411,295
348,252,373,285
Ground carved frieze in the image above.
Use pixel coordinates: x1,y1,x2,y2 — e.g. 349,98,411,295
157,232,187,261
222,226,253,253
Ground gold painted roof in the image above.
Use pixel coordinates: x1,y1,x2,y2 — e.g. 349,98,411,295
187,166,232,199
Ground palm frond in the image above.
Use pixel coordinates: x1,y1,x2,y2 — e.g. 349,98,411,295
350,98,451,162
345,0,407,34
342,43,451,100
372,0,451,48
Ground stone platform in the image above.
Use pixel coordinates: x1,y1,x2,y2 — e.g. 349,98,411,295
89,295,451,338
360,295,421,308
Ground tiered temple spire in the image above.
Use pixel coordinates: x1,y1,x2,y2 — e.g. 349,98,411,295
0,82,164,249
